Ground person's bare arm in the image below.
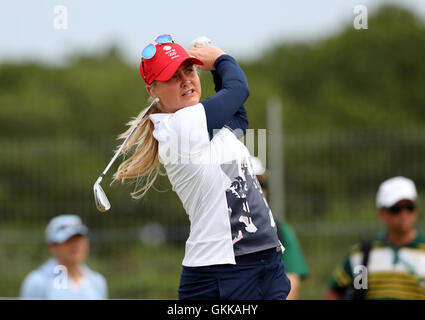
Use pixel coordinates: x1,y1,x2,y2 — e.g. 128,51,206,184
286,273,301,300
324,288,343,300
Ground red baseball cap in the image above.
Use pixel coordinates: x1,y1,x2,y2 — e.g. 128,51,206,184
140,42,204,85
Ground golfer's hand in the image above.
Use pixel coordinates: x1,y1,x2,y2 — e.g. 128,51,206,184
187,46,226,71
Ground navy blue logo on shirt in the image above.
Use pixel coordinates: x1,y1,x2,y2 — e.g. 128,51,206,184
221,158,280,256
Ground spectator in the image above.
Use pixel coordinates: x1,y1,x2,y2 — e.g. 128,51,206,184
325,176,425,300
20,215,107,299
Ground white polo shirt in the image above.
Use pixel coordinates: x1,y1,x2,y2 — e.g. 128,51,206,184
150,103,282,267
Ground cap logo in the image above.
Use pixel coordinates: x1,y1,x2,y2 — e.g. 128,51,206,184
163,47,178,59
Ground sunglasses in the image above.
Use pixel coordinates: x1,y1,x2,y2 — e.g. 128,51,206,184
142,34,174,59
386,203,416,214
141,34,174,81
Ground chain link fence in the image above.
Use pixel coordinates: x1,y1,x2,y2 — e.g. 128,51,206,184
1,128,424,298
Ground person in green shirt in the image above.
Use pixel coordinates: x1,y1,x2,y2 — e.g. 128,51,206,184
325,176,425,300
277,221,310,299
251,157,310,299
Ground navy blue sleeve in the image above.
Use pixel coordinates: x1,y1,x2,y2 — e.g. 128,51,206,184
201,55,250,140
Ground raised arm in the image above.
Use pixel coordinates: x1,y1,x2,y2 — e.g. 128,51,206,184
188,46,250,140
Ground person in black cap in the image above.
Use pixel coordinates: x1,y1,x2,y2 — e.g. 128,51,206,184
20,215,107,299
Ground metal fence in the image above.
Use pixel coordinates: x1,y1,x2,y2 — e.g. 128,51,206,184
1,127,424,298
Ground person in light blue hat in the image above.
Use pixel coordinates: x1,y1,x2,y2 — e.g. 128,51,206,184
20,215,108,299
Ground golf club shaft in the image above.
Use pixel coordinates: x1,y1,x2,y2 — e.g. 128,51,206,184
97,124,139,182
96,98,159,183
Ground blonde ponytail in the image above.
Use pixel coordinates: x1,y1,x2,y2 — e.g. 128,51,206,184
112,99,166,199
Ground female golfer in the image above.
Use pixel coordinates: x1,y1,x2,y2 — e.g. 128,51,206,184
114,34,291,299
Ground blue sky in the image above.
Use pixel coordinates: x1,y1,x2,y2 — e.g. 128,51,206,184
0,0,424,66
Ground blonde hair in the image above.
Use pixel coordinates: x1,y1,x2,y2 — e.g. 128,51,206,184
112,97,166,199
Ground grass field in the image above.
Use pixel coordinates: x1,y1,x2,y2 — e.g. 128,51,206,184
0,234,364,299
2,220,424,299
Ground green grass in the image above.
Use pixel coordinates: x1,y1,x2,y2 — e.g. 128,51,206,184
2,220,424,299
88,243,184,299
0,239,346,300
0,242,184,299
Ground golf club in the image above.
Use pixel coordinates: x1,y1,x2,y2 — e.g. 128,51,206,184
93,98,159,212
